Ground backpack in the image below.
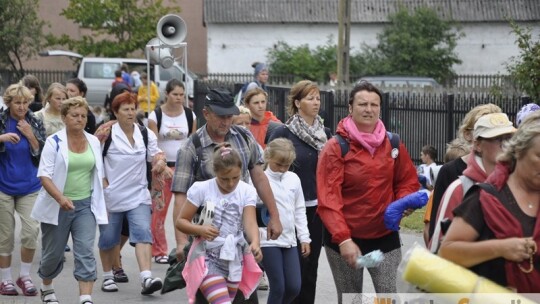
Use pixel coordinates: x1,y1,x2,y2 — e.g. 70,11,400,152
190,125,252,181
334,131,400,157
153,106,194,135
102,124,152,189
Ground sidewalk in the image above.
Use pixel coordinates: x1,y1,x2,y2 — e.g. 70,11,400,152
2,213,422,304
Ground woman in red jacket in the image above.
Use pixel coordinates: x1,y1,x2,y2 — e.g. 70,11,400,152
316,81,418,303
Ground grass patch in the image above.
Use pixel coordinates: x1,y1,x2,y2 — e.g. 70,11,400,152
400,206,426,233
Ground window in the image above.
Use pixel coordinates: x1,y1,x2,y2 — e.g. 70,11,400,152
84,62,120,79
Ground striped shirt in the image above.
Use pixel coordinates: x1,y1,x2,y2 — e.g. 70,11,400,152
171,125,263,193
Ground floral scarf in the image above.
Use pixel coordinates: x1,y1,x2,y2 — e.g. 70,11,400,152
286,114,327,151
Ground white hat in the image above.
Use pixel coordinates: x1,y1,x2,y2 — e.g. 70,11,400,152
473,113,516,139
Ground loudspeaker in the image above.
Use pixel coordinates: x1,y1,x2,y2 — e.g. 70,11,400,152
156,14,187,46
146,38,174,69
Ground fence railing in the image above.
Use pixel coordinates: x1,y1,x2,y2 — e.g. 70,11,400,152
194,79,528,165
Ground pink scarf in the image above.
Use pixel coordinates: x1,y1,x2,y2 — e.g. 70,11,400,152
343,116,386,156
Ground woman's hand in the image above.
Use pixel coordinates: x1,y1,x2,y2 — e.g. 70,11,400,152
0,133,20,144
339,240,361,268
249,243,263,263
198,225,219,241
301,242,311,258
16,120,34,139
57,195,75,211
497,237,536,262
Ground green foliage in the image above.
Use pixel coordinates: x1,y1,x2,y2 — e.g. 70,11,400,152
359,6,463,84
267,38,337,83
506,21,540,101
0,0,48,77
46,0,181,58
266,6,463,85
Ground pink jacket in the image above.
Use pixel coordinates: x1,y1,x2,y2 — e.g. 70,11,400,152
182,238,262,303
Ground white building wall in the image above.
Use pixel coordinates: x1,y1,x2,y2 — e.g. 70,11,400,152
207,22,540,75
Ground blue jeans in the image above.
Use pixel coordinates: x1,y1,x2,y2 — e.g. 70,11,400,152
261,246,301,304
98,203,152,250
39,197,97,281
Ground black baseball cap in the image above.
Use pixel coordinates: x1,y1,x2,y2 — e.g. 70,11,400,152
205,88,239,116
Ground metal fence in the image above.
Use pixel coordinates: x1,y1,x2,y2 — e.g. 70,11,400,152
194,79,528,165
0,69,529,165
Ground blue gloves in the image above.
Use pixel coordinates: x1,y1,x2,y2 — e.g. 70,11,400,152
384,190,429,231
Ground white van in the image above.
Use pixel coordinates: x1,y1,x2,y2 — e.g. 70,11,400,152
39,50,197,106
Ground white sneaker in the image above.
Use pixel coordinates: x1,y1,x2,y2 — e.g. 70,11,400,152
258,272,269,290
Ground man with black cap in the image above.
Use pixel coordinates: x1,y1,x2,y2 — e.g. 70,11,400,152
171,88,282,302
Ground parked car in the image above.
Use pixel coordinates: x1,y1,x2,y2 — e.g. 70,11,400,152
356,76,440,88
39,50,197,106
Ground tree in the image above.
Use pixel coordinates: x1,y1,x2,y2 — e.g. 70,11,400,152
0,0,47,78
505,21,540,101
47,0,181,58
359,6,463,84
267,38,337,83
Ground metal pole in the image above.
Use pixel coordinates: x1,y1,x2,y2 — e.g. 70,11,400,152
146,46,151,116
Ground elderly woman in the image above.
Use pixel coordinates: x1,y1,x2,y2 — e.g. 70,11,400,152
32,96,107,304
268,80,332,303
317,81,418,303
98,91,170,295
0,83,45,296
66,78,96,135
439,111,540,293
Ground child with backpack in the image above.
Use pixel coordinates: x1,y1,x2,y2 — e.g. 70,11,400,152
176,143,263,304
260,138,311,304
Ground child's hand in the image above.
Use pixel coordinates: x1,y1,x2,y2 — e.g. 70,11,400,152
199,225,219,241
301,243,311,258
249,243,263,263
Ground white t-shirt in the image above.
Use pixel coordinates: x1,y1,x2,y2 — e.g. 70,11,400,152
187,179,257,238
148,109,196,162
419,162,437,187
103,123,161,212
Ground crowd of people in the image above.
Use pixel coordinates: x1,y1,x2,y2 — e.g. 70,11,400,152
0,66,539,304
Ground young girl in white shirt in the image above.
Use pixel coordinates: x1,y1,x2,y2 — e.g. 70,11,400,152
176,143,263,304
260,138,311,304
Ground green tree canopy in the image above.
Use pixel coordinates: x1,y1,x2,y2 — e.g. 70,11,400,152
506,21,540,101
359,6,463,84
0,0,47,78
266,6,463,85
47,0,181,58
267,38,337,83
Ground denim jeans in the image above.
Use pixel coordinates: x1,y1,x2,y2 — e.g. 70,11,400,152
39,197,97,281
98,203,152,250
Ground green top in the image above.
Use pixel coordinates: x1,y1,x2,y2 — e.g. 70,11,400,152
63,146,95,200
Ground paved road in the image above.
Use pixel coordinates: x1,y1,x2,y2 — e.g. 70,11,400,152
2,213,422,304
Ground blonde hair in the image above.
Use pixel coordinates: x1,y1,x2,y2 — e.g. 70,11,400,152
237,105,252,117
264,138,296,167
44,83,68,106
61,96,89,117
444,137,470,162
498,111,540,172
3,83,33,106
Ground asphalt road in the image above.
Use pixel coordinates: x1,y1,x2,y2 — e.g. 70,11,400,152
2,212,423,304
